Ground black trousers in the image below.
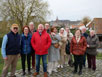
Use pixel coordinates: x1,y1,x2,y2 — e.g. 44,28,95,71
74,55,84,72
21,53,31,72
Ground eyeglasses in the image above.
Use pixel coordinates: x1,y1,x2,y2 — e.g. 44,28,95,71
13,27,18,30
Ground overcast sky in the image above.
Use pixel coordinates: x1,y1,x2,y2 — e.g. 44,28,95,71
46,0,102,21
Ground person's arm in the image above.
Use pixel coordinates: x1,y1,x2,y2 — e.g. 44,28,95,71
70,37,74,54
54,34,61,41
61,36,67,43
31,34,36,51
51,34,61,44
83,37,87,53
1,35,8,59
89,36,99,48
45,34,52,50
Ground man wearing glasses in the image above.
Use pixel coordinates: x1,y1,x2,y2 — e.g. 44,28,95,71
1,24,21,77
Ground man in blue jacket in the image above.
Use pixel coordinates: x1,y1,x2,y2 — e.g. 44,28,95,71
1,24,21,77
81,27,88,68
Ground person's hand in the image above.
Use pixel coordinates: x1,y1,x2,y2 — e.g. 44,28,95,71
3,57,8,60
19,55,21,58
51,32,55,36
70,53,73,55
53,33,56,36
18,54,21,58
87,45,90,47
64,52,67,56
60,34,63,37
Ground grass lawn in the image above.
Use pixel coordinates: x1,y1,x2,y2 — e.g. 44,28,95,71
0,48,4,75
96,52,102,59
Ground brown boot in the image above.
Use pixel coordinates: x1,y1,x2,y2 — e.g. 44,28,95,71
33,72,39,76
44,72,47,77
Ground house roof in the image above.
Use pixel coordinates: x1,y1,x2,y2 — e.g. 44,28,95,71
87,18,102,34
70,23,84,29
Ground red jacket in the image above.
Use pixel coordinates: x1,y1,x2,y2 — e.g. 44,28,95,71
31,30,51,55
70,36,87,55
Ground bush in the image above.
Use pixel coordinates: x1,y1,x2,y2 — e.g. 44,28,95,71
70,29,76,35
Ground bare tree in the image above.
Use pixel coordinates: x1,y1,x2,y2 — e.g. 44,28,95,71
82,16,91,27
0,0,50,29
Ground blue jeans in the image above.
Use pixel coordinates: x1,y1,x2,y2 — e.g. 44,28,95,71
35,54,47,72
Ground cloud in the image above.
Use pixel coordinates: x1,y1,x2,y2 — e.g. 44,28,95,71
46,0,102,21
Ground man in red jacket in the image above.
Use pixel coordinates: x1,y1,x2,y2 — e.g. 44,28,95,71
31,24,51,77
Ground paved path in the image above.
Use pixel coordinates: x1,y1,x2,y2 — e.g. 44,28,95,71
97,48,102,53
7,60,102,77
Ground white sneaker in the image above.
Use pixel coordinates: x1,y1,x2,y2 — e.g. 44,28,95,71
67,64,69,66
53,69,58,72
48,71,52,75
61,65,63,68
57,65,60,68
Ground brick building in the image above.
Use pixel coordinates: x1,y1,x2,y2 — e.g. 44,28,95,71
87,18,102,41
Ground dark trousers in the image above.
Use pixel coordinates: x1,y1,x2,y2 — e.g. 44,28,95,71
87,54,96,70
74,55,84,72
21,53,31,72
83,53,86,67
31,51,35,68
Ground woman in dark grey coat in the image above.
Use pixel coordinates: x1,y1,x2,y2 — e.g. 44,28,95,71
86,30,99,71
48,27,61,75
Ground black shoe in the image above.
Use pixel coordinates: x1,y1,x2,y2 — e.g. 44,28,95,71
78,71,82,75
10,75,16,77
22,72,26,76
72,70,77,74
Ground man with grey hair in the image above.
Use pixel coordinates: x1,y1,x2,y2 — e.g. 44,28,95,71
81,27,88,68
1,24,21,77
29,22,36,34
45,23,50,33
31,24,51,77
28,22,36,69
86,30,99,71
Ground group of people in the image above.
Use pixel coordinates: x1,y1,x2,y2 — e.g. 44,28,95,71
1,22,99,77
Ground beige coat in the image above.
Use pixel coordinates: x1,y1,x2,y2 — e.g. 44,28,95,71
59,34,67,55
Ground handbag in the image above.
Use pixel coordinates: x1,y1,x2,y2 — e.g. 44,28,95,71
54,43,59,48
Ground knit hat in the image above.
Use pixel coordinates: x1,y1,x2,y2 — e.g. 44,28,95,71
11,24,19,28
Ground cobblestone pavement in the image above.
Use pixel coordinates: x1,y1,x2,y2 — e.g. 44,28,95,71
7,60,102,77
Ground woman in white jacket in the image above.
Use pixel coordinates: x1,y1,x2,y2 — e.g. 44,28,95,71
58,28,67,68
